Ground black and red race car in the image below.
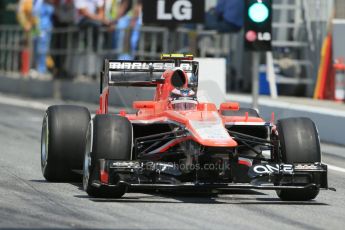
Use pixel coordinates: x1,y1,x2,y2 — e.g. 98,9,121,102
41,54,332,201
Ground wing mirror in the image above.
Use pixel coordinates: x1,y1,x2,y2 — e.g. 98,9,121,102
220,102,240,111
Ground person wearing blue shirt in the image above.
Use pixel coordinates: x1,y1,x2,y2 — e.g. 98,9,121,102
33,0,54,74
108,0,142,60
205,0,244,33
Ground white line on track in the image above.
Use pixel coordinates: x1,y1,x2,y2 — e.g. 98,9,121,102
0,94,48,110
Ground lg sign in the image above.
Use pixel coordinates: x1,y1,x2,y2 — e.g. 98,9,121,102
157,0,192,20
143,0,204,24
245,31,271,42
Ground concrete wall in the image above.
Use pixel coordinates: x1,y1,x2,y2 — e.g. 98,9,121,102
0,76,154,107
226,95,345,146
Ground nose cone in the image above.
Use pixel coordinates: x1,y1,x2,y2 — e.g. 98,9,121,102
164,110,237,147
188,117,237,147
186,111,238,147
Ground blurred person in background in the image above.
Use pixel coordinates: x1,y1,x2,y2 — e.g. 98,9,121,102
75,0,109,53
202,0,244,92
33,0,55,75
17,0,38,34
53,0,75,26
205,0,244,33
104,0,132,54
128,0,142,59
75,0,109,27
51,0,75,78
74,0,110,79
17,0,38,76
17,0,54,76
106,0,142,60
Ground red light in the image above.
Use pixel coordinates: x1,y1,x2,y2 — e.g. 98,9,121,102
100,170,109,184
246,30,257,42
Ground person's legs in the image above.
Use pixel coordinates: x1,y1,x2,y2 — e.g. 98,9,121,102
52,22,69,78
130,17,141,58
36,30,52,73
113,15,130,56
33,36,39,72
78,18,103,51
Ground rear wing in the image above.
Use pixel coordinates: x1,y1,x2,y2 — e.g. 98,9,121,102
100,59,199,92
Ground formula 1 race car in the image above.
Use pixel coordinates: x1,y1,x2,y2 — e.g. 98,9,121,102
41,54,332,201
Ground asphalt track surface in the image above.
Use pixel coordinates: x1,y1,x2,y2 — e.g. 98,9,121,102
0,94,345,229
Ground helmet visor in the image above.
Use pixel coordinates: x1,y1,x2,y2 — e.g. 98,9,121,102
171,99,198,111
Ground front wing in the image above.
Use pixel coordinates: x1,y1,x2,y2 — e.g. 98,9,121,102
91,160,333,191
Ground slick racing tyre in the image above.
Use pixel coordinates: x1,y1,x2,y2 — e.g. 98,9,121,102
221,108,260,117
276,117,321,201
41,105,90,182
83,115,132,198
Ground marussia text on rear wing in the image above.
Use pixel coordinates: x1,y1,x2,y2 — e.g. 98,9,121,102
99,59,199,91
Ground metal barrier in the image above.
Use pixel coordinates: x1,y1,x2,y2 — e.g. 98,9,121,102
0,25,24,75
0,25,232,78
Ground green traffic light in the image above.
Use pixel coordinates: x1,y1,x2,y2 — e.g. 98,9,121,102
248,2,269,23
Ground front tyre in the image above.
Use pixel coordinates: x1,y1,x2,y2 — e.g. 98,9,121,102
276,117,321,201
83,115,132,198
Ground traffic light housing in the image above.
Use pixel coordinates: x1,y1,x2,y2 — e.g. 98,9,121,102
244,0,272,51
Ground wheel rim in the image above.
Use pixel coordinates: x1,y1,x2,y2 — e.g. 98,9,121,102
41,115,49,173
83,125,92,191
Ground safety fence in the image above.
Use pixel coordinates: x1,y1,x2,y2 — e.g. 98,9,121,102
0,25,22,75
0,25,233,78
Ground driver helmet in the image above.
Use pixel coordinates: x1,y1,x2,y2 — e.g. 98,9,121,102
169,88,198,111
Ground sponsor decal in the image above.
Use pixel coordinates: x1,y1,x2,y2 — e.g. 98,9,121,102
257,32,272,41
252,164,294,174
157,0,192,20
294,164,320,170
109,62,192,71
143,0,204,24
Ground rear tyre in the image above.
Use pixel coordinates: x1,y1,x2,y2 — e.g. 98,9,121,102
276,117,321,201
83,115,132,198
41,105,90,182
